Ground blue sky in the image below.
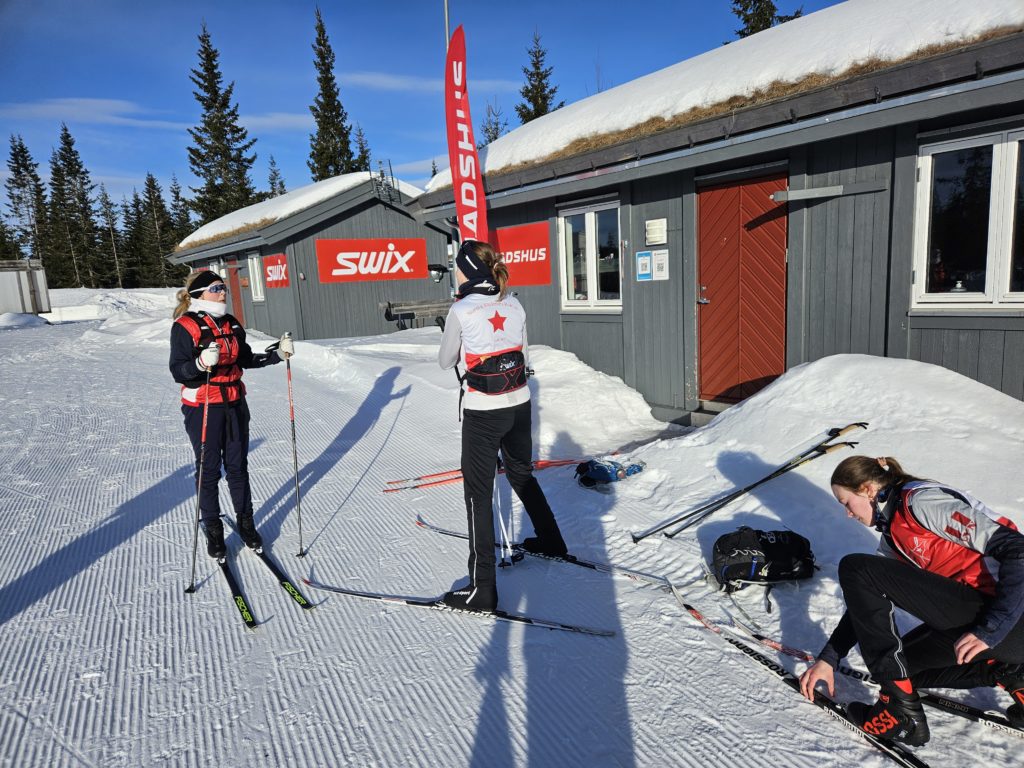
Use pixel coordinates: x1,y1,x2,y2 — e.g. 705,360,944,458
0,0,841,206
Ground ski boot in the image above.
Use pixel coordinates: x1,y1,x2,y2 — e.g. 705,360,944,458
237,514,263,552
441,583,497,613
521,536,568,558
203,519,226,560
847,679,930,746
994,662,1024,727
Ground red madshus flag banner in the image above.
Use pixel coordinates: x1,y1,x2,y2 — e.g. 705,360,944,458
445,25,489,245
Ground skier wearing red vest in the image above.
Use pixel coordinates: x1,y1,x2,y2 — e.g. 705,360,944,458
437,240,567,612
799,455,1024,746
169,269,293,559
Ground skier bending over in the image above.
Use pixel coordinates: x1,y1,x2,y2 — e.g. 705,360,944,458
798,455,1024,746
169,269,294,559
437,240,568,613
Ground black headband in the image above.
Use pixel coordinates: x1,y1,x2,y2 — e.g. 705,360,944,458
187,270,223,297
455,241,493,282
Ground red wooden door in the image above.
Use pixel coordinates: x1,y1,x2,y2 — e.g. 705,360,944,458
226,261,245,326
697,173,787,402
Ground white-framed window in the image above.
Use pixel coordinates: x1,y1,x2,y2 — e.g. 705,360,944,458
557,202,622,310
248,254,265,302
912,128,1024,308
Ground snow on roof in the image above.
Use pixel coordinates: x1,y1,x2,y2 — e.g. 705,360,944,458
179,172,424,250
427,0,1024,192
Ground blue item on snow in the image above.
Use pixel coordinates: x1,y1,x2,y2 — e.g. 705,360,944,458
575,459,645,489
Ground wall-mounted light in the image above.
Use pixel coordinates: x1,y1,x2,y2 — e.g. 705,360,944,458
428,264,450,283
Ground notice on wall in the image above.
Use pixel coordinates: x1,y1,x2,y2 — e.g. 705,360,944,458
264,253,289,288
492,221,551,286
315,238,428,283
636,250,653,281
652,249,669,281
645,218,667,246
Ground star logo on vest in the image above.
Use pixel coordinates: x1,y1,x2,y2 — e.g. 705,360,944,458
488,311,506,332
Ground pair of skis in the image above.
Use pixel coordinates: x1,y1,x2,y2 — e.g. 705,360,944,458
383,457,582,493
631,422,868,542
214,548,313,629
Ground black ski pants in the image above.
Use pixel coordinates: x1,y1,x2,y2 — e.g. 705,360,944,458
460,402,562,591
183,400,253,525
838,553,1024,689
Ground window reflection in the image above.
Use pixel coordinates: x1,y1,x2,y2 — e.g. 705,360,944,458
1012,142,1024,293
596,208,621,300
563,213,587,300
926,146,992,294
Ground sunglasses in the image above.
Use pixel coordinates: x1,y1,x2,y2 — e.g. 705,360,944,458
206,284,228,294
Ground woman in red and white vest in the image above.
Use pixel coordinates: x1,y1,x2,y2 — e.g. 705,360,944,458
169,269,293,559
799,455,1024,746
437,240,567,613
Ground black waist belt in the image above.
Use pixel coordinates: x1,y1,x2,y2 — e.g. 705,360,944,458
464,351,527,394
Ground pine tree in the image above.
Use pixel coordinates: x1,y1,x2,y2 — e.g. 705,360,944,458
0,219,21,260
353,125,371,172
308,8,354,180
5,135,48,261
187,24,258,225
95,184,124,288
267,156,286,196
430,158,438,178
478,99,508,148
142,173,175,286
48,124,101,288
515,31,564,124
730,1,803,39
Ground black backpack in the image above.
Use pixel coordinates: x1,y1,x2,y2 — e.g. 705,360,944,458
710,526,816,595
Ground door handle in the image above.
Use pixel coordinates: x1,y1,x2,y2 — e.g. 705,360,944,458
697,285,710,305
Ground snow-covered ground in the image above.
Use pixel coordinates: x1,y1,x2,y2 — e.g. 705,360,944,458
0,289,1021,767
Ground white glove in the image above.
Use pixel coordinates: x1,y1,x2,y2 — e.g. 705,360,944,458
278,334,294,359
198,344,220,370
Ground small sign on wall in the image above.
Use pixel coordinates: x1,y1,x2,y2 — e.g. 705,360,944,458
636,250,653,281
652,249,669,281
264,253,289,288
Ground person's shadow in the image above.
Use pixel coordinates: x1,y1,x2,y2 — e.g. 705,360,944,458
692,449,880,655
252,367,410,552
466,407,636,765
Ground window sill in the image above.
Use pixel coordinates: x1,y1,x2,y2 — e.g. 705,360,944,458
908,307,1024,317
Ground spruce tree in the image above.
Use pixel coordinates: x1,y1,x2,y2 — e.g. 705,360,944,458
267,156,286,196
5,135,48,261
0,219,21,260
308,8,353,180
95,185,124,288
515,31,564,124
353,125,371,172
430,158,438,178
48,124,101,288
142,173,175,286
120,191,146,289
478,99,508,148
730,1,803,39
168,174,194,247
187,24,258,225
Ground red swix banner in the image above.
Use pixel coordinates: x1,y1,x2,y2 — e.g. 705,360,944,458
445,25,489,244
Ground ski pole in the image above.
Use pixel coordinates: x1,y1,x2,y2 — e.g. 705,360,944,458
663,439,859,538
185,369,213,594
630,422,867,543
283,332,306,558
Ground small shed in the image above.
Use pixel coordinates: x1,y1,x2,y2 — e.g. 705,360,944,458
0,259,50,315
168,172,452,340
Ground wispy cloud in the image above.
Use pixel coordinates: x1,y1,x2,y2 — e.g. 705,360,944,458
239,111,313,133
391,155,448,176
338,71,519,94
0,98,189,130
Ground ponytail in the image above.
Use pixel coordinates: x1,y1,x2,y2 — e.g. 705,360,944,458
464,241,510,299
172,271,204,319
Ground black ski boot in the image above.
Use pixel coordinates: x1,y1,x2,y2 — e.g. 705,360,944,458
521,536,568,558
994,662,1024,727
847,679,930,746
237,514,263,551
203,519,226,560
441,583,497,613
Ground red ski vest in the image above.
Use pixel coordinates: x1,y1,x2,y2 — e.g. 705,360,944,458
886,481,1018,596
175,312,245,405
